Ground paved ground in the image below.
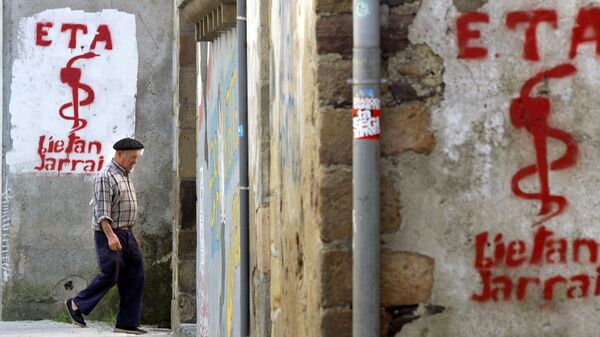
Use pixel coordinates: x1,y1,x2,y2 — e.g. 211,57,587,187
0,321,173,336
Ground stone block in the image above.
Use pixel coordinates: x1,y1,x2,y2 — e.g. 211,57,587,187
390,80,418,101
179,67,197,108
381,103,436,156
380,250,434,306
319,109,352,166
178,259,196,293
316,15,352,54
320,250,434,307
321,250,352,307
394,62,428,77
176,292,196,323
180,101,198,130
180,31,196,68
318,55,353,107
320,307,391,337
316,0,352,13
318,170,401,241
178,130,197,179
381,14,414,53
381,177,400,234
453,0,488,12
251,272,271,337
318,169,352,242
255,206,271,274
179,180,197,230
178,228,197,259
179,102,198,128
321,307,351,337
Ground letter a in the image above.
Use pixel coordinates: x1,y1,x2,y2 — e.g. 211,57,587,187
91,25,113,50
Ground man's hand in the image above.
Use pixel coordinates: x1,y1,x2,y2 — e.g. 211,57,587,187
134,234,141,248
107,233,122,252
100,219,122,252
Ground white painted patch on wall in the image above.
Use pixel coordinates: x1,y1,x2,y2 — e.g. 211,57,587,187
7,8,138,175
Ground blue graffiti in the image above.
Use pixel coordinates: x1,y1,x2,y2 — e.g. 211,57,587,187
276,1,301,182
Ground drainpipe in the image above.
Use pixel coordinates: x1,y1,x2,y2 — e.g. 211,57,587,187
237,0,250,335
352,0,381,337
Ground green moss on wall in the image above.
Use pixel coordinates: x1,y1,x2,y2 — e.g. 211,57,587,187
140,231,173,327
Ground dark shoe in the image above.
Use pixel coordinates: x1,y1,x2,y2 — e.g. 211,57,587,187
114,326,148,335
65,298,86,327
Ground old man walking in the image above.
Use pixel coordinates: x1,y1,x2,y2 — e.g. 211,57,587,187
65,137,147,335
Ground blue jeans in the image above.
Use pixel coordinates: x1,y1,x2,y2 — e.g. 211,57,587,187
74,230,144,328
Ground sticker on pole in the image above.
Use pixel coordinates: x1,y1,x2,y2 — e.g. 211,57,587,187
353,95,380,140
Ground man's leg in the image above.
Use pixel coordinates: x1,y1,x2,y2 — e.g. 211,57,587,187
73,231,123,315
115,232,144,328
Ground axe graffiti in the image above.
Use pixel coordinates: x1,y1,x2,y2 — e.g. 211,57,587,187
509,64,578,226
59,52,99,134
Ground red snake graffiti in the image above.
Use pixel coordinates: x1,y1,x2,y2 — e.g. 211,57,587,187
59,52,99,133
510,63,579,226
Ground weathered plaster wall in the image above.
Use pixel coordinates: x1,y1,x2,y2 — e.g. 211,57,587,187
2,1,173,325
268,0,320,336
392,0,600,336
197,29,241,337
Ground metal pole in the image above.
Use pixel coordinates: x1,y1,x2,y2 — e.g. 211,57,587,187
352,0,381,336
237,0,250,334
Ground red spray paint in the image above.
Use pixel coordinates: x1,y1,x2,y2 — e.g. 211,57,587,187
457,12,489,59
509,64,578,226
505,9,558,61
59,52,99,133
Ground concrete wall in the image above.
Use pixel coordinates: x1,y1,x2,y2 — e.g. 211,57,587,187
1,1,173,325
197,29,241,337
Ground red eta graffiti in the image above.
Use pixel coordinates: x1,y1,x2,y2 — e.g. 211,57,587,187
36,22,113,50
510,64,578,225
33,22,110,173
472,226,600,302
457,7,600,60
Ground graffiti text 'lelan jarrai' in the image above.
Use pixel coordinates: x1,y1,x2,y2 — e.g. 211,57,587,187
472,226,600,302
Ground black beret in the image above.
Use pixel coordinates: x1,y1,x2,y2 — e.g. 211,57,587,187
113,137,144,150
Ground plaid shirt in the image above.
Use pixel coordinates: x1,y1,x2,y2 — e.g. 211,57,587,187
92,159,138,231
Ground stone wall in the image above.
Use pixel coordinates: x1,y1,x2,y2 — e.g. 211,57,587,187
172,1,199,329
183,0,600,336
315,0,439,336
